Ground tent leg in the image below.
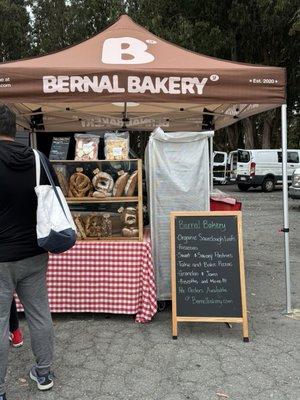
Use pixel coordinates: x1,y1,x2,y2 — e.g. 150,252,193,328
281,104,292,314
30,131,37,149
209,136,213,191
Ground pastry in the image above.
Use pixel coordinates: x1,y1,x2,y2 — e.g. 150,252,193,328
56,169,69,197
92,169,114,198
113,170,129,197
75,134,99,161
85,214,102,237
68,168,92,198
118,206,139,238
73,214,86,239
92,191,111,198
124,170,138,197
104,133,129,160
101,213,112,237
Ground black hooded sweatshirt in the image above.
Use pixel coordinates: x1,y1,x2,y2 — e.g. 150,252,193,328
0,140,59,262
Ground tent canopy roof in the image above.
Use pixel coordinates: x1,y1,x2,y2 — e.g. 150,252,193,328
0,15,286,132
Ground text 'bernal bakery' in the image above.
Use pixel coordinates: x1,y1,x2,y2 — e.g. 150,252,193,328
42,75,209,94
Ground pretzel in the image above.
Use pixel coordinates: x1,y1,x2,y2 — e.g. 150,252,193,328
68,168,92,198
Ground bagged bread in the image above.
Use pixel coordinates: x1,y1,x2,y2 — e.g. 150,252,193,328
75,134,100,161
104,132,129,160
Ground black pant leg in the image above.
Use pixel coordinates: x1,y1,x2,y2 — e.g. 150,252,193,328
9,298,19,332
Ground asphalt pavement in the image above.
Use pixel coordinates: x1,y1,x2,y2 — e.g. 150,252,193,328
6,185,300,400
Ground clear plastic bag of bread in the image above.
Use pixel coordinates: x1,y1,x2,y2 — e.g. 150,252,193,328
75,134,100,161
104,132,129,161
53,164,69,197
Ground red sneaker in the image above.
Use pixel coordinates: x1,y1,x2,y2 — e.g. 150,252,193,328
10,328,24,347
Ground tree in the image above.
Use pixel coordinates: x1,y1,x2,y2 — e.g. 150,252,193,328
228,0,300,148
28,0,72,54
0,0,31,61
2,0,298,150
127,0,299,150
28,0,125,54
67,0,125,44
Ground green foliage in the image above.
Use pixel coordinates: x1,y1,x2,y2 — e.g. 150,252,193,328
0,0,30,61
0,0,298,149
27,0,125,54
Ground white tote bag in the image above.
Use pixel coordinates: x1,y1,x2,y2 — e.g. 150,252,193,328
33,150,76,253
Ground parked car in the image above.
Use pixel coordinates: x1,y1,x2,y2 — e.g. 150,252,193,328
236,149,300,192
213,151,227,184
289,168,300,199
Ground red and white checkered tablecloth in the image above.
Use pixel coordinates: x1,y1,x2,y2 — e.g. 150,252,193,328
17,230,157,323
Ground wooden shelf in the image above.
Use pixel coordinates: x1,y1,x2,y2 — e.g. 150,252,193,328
67,196,138,204
51,158,144,242
51,159,137,163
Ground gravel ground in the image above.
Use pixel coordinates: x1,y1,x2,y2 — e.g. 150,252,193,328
6,185,300,400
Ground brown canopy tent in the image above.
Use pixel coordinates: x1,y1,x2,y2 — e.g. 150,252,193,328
0,15,292,312
0,14,286,132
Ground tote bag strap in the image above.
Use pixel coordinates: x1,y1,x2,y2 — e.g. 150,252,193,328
33,149,41,186
33,149,69,222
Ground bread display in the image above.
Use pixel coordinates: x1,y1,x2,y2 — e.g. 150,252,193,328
113,170,129,197
68,168,92,197
52,158,142,241
124,170,138,197
72,212,114,239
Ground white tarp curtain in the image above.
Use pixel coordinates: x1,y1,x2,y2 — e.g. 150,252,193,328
145,127,213,300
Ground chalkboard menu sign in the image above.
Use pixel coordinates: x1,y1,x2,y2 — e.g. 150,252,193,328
170,211,249,342
49,137,70,160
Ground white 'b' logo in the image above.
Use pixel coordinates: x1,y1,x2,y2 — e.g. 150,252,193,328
102,37,155,64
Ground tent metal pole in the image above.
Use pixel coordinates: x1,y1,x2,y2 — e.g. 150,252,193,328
30,131,37,149
209,136,213,191
281,104,292,314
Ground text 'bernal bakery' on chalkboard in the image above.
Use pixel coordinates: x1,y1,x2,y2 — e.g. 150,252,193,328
170,211,249,342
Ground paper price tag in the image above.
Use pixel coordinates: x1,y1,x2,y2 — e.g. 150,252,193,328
113,147,123,156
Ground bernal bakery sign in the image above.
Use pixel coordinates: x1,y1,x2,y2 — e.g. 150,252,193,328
43,37,219,95
43,74,218,95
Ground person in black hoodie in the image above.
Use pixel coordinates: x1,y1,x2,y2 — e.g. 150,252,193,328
0,105,58,400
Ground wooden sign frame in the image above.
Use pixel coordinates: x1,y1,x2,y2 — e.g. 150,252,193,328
170,211,249,342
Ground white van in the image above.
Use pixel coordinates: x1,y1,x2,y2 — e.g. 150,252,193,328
213,151,227,184
236,149,300,192
227,150,238,182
